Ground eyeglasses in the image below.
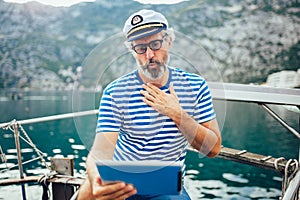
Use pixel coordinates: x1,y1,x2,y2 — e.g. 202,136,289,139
132,35,167,54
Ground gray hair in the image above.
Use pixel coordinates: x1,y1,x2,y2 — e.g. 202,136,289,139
164,28,175,43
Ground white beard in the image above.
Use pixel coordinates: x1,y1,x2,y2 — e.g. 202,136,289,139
138,56,169,80
142,64,166,80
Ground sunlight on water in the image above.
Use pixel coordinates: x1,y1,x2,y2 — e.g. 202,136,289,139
2,134,12,139
272,176,282,182
0,162,15,169
184,175,282,200
0,185,42,200
50,154,64,159
25,168,48,175
67,154,75,159
7,148,33,153
52,148,61,154
68,138,75,143
187,169,199,175
2,154,17,160
222,173,249,183
0,170,19,178
79,162,86,168
71,144,86,150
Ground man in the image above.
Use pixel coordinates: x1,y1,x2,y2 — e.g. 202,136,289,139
78,9,221,200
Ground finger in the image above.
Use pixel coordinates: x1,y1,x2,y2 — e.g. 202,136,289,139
169,83,176,96
96,175,102,185
142,84,154,95
116,189,137,200
143,84,167,102
140,90,156,102
142,96,156,108
169,82,174,93
110,184,137,200
94,182,126,197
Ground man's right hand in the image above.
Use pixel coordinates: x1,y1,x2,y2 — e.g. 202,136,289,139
92,175,137,200
78,175,137,200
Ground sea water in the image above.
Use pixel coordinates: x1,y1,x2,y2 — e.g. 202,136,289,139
0,90,298,200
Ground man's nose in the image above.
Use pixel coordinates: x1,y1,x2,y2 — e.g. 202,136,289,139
146,46,154,59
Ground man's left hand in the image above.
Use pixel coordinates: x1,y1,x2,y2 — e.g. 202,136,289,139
140,83,182,118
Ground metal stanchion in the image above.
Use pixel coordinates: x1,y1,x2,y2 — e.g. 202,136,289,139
13,123,27,200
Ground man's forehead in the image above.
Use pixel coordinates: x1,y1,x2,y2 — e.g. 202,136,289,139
132,32,163,44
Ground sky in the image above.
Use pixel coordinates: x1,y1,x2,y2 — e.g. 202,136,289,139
4,0,189,7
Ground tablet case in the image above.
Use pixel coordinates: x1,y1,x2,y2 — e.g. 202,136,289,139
96,160,182,195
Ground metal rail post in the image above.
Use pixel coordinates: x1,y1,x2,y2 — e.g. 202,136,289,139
51,158,75,200
13,123,27,200
260,104,300,139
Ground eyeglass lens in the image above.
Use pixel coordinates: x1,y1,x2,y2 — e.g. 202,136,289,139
133,39,163,54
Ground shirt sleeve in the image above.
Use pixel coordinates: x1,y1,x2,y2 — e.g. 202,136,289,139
194,80,216,123
96,88,122,133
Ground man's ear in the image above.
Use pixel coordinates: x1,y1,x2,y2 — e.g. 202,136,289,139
167,37,173,50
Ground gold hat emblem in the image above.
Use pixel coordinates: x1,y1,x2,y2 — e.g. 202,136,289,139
131,15,143,26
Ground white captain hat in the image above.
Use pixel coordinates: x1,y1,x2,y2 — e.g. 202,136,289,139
123,9,168,42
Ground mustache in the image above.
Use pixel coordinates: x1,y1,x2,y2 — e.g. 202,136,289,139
148,59,161,66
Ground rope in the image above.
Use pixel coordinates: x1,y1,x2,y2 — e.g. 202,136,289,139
277,158,299,198
0,119,16,130
0,144,8,169
37,173,84,200
1,119,85,199
38,171,58,200
70,190,79,200
0,120,50,171
274,157,286,173
285,159,298,187
17,123,51,170
18,134,44,154
0,157,41,173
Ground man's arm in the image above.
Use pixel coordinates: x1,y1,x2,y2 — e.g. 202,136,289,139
86,132,118,190
141,83,221,157
77,132,137,200
172,112,221,157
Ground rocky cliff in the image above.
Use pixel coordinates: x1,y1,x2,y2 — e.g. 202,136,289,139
0,0,299,89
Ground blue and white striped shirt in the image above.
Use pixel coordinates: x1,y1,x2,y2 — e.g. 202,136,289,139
96,66,216,164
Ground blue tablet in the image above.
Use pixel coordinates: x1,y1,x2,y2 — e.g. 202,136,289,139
96,160,182,195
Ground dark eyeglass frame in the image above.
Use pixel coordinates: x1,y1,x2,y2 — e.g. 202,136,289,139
131,35,167,54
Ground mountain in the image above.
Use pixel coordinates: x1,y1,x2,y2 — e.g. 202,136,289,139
0,0,299,90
